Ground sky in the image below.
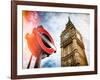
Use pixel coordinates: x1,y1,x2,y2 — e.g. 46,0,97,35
23,11,90,68
39,12,90,67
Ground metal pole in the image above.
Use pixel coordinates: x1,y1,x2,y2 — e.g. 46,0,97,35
27,54,33,69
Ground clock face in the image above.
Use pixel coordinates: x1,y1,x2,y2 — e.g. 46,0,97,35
64,33,69,39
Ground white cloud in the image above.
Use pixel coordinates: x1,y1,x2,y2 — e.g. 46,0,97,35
41,12,90,66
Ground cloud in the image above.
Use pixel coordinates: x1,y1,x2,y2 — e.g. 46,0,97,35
39,12,90,67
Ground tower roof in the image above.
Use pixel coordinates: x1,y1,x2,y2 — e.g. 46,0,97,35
65,17,75,30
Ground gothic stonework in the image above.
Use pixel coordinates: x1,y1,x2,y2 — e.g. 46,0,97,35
61,17,88,67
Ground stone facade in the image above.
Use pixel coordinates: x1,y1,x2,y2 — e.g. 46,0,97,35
61,17,88,67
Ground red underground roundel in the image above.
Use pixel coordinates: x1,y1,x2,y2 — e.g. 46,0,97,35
33,25,56,55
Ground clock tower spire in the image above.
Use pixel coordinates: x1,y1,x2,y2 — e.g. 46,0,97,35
61,17,88,66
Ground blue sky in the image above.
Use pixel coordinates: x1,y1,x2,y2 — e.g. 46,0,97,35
37,11,90,68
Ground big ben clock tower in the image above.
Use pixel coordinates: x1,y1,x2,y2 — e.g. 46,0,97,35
61,17,88,67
